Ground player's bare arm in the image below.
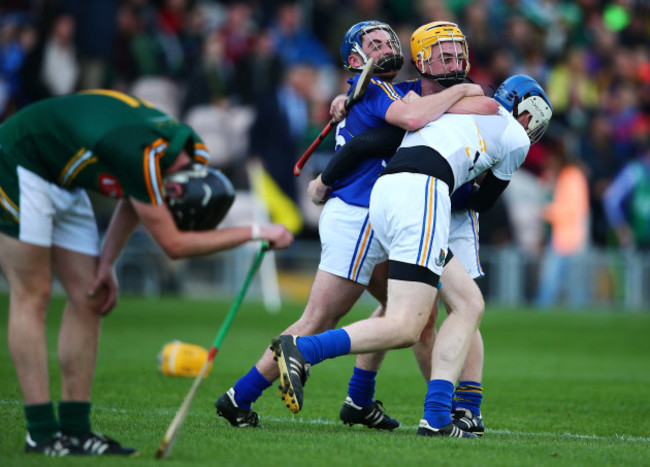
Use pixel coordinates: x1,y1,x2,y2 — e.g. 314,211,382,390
90,199,140,314
131,198,293,258
448,95,499,115
385,83,485,131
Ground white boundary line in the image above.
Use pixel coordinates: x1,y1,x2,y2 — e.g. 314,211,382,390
1,399,648,444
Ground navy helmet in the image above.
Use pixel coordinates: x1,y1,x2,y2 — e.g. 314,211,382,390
340,21,403,73
164,163,235,231
494,74,553,144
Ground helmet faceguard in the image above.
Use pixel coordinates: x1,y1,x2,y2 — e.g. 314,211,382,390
340,21,404,74
410,21,470,88
164,163,235,231
494,74,553,144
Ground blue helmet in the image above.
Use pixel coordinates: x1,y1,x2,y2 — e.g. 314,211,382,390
340,21,403,73
494,74,553,144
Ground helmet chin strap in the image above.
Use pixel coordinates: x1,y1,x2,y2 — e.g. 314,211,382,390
512,94,520,119
432,75,466,88
375,55,404,73
414,65,467,88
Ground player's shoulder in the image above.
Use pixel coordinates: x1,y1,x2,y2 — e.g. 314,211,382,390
367,77,414,100
500,107,530,146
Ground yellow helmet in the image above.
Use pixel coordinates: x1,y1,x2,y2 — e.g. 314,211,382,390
158,341,213,378
410,21,470,87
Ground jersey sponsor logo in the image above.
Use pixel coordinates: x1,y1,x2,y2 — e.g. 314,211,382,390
99,174,123,198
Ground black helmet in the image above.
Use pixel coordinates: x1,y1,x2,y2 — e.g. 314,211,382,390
164,163,235,231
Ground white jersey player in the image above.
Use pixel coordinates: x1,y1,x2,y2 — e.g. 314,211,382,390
372,74,553,281
399,106,530,197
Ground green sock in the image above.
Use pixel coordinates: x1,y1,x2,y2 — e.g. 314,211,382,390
25,402,59,442
58,401,91,436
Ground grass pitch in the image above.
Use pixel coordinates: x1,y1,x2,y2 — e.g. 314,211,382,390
0,294,649,466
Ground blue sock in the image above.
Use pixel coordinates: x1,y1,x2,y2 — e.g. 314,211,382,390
347,367,377,407
232,366,272,410
423,379,455,428
296,329,351,364
452,380,483,416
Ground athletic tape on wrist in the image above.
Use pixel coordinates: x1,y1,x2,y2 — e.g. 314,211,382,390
251,224,261,241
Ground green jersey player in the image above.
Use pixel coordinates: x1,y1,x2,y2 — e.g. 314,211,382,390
0,91,293,456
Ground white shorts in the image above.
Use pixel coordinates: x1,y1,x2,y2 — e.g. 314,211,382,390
318,197,388,285
369,173,450,277
449,210,484,279
18,166,100,256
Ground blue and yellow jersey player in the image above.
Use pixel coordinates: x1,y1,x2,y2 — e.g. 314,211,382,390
214,21,493,432
306,21,498,434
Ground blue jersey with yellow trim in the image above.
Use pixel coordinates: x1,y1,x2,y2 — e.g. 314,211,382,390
330,75,421,207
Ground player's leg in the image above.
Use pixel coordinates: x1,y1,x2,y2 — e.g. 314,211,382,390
452,329,485,435
1,168,91,455
418,257,483,438
272,277,438,413
49,187,137,456
0,233,61,448
216,269,366,426
412,302,437,381
52,247,102,434
447,209,485,435
217,199,372,426
273,173,448,414
340,260,399,430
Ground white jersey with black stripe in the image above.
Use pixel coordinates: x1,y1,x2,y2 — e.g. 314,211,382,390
398,106,530,193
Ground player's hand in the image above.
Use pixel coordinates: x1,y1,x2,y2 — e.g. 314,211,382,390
308,175,330,205
259,224,294,250
88,263,119,315
460,83,485,97
330,94,348,122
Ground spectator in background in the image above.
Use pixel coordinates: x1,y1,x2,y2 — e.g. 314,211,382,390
607,81,643,168
181,30,229,116
536,136,590,307
579,112,619,247
219,0,257,70
110,2,142,90
546,47,599,130
63,0,118,90
247,63,317,234
230,28,284,106
20,13,80,103
0,13,37,119
270,0,333,68
603,143,650,251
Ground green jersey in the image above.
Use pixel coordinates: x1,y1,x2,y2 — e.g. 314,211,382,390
0,90,208,228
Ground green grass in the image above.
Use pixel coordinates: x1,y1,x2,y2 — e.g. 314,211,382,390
1,294,649,466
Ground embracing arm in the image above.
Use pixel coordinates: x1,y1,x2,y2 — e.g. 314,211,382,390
385,83,486,131
448,96,499,115
321,125,406,186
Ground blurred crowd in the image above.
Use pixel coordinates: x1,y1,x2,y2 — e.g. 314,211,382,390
1,0,650,298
